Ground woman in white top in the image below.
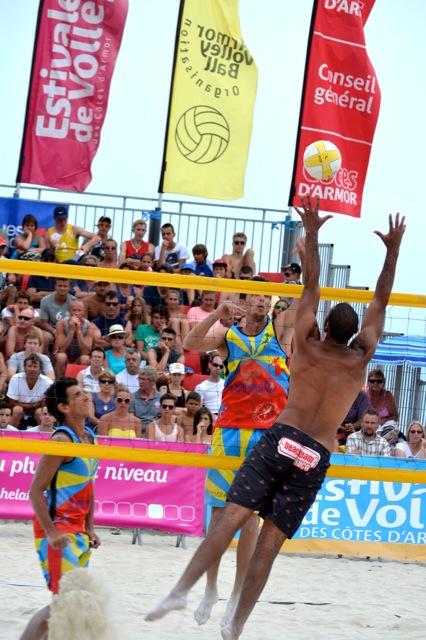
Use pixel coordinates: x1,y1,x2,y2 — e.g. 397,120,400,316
394,421,426,459
76,346,105,393
146,393,184,442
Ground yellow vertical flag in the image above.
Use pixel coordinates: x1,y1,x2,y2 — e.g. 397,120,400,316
160,0,258,200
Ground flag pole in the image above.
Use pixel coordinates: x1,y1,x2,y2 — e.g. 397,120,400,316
280,0,318,269
15,0,45,194
149,0,185,249
287,0,319,207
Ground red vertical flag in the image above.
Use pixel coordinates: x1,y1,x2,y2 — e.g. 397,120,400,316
17,0,128,192
289,0,380,217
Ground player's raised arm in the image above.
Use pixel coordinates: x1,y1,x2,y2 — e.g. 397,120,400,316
293,197,332,339
357,213,406,353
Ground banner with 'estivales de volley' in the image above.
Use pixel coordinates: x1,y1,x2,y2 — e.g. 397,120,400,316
160,0,258,200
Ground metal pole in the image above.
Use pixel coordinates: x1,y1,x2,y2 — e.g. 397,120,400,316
280,208,303,272
148,193,163,249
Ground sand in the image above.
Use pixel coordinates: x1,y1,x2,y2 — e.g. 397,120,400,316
1,521,425,640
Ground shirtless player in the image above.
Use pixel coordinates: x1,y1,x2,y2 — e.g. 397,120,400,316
145,197,405,639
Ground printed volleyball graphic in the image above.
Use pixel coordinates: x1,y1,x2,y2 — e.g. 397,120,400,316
175,106,230,164
303,140,342,180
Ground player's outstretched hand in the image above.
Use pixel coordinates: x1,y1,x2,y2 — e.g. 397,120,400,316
295,196,332,232
374,213,406,253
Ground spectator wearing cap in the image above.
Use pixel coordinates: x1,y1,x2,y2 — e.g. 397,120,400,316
119,219,154,268
179,263,197,306
104,324,129,375
45,205,101,263
54,299,101,378
84,215,113,260
180,262,196,274
212,259,228,279
154,222,190,272
190,244,214,277
147,326,184,373
283,262,302,283
115,348,143,393
222,231,256,279
167,362,189,409
195,354,225,415
92,291,133,348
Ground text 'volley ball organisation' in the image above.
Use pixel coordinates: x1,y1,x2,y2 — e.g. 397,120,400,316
303,140,342,180
175,106,230,164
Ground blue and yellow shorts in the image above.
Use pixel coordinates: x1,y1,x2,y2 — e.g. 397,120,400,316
205,426,265,507
34,532,92,593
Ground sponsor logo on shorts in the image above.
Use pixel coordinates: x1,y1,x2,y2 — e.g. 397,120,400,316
253,401,280,425
277,437,320,471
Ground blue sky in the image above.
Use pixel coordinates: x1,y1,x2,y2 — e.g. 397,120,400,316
0,0,425,301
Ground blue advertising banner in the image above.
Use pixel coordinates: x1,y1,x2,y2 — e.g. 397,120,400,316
0,197,67,245
288,454,426,559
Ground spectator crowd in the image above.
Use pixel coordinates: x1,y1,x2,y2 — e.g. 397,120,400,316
0,208,423,457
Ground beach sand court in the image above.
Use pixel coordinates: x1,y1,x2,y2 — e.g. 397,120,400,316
1,521,425,639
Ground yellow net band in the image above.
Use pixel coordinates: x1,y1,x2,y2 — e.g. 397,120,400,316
4,259,425,308
1,437,425,483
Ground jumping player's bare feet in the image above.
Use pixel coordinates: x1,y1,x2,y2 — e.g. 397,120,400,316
193,586,219,625
145,593,187,621
220,594,239,628
221,624,240,640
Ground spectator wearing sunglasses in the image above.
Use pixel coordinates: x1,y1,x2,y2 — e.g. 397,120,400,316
26,249,57,306
128,365,162,435
104,325,130,375
271,299,290,321
366,369,400,445
98,384,142,439
194,355,225,415
283,262,302,284
87,369,116,431
146,393,184,442
147,327,184,374
394,421,426,459
4,307,47,361
92,291,133,348
222,232,256,279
